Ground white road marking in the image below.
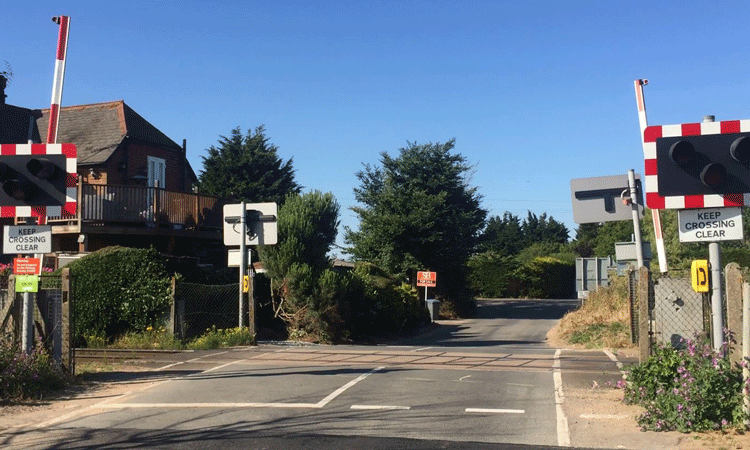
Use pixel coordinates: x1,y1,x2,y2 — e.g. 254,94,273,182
414,347,434,352
92,365,386,411
458,375,472,382
465,408,524,414
316,366,384,407
554,348,571,447
603,349,624,371
154,351,229,371
351,405,411,410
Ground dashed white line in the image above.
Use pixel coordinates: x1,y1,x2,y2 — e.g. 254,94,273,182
465,408,524,414
351,405,411,410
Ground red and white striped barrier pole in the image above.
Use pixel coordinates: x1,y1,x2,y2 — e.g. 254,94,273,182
634,79,668,274
48,15,70,145
36,15,71,223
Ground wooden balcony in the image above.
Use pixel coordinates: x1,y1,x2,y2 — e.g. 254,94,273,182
46,183,229,239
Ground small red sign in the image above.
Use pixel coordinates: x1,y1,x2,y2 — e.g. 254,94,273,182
417,271,436,287
13,257,41,275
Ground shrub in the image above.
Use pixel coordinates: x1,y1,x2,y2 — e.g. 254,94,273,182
513,257,575,299
623,332,746,432
0,337,68,401
187,326,255,350
467,252,515,298
345,263,427,337
66,246,173,345
112,326,183,350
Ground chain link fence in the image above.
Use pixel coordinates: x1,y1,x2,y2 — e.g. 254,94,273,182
173,282,239,340
629,267,725,356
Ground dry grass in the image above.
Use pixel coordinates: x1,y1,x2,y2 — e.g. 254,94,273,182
549,275,635,349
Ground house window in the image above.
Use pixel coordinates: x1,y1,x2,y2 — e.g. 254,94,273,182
147,156,166,189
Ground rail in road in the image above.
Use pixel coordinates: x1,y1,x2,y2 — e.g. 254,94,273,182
75,345,631,375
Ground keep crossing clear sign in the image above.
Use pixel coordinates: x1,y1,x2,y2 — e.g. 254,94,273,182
3,225,52,254
678,207,744,243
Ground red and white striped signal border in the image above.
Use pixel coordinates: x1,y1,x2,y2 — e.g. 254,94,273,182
0,143,77,219
642,119,750,210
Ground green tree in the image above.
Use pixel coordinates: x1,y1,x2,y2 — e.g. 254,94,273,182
198,126,300,203
345,139,486,307
478,212,524,256
570,222,600,257
521,212,569,247
257,191,342,338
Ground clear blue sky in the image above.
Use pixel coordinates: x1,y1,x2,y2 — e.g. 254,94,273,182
4,1,750,252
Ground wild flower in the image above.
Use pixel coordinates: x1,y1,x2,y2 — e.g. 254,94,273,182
622,330,746,432
0,336,68,401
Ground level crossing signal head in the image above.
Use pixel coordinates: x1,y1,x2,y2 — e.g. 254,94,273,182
0,155,68,206
657,132,750,196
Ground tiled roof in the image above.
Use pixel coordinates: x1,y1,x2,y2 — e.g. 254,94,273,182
37,100,182,165
0,103,42,144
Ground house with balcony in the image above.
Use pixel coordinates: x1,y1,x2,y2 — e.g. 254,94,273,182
1,80,229,266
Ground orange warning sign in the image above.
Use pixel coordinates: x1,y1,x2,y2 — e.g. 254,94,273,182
13,257,41,275
417,271,436,287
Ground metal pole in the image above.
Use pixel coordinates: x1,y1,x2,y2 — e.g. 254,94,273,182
239,201,247,329
248,250,255,337
22,291,33,353
628,169,644,268
742,281,749,426
709,242,724,350
697,115,724,351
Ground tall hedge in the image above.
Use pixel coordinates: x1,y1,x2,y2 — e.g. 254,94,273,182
67,246,172,343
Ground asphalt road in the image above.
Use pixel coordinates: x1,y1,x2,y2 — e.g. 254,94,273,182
5,298,631,450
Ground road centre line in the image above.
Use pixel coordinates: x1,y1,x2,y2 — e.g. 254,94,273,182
465,408,524,414
351,405,411,410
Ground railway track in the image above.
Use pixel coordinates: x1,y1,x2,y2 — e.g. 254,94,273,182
74,348,188,364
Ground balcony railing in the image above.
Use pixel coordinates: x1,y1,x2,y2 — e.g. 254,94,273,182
48,183,229,231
